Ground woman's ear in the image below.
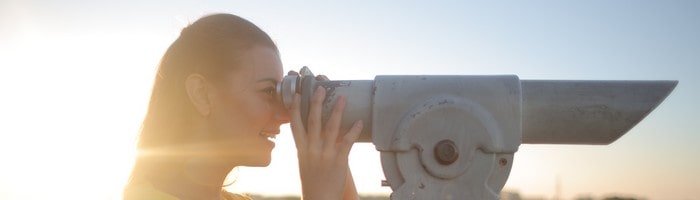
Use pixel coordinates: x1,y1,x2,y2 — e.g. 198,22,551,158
185,74,211,117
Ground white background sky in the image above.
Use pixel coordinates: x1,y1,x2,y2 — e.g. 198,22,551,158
1,1,698,200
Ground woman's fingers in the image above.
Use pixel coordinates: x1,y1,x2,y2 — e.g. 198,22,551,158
323,96,346,151
307,86,326,143
339,120,363,157
289,93,306,149
316,74,329,81
292,84,360,156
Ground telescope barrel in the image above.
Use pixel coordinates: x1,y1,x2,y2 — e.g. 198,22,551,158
279,71,677,145
521,80,678,144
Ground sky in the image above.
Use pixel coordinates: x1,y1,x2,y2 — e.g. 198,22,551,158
0,0,698,200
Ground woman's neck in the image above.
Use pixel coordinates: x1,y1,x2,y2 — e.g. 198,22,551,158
147,157,235,200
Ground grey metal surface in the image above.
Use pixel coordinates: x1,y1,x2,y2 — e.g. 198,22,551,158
370,76,521,200
275,67,679,199
315,80,374,142
521,80,678,144
371,75,522,153
279,69,678,145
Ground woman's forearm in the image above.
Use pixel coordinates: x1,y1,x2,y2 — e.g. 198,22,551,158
342,167,359,200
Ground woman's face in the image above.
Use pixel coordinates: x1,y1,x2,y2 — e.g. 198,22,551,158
206,45,289,166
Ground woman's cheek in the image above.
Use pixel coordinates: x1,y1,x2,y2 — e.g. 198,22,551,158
257,95,275,113
244,97,271,124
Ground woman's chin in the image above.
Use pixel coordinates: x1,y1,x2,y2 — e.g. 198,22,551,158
243,156,272,167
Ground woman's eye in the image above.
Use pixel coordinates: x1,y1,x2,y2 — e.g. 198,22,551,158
262,87,276,95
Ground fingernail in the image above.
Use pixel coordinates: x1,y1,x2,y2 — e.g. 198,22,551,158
316,86,325,93
356,120,364,128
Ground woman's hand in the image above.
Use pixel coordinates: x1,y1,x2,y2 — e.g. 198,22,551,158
289,85,363,200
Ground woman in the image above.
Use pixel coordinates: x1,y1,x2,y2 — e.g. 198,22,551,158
124,13,363,200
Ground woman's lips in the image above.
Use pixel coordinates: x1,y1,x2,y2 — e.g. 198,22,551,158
259,131,279,141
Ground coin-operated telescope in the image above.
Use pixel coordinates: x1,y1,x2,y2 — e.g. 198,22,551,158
277,67,677,199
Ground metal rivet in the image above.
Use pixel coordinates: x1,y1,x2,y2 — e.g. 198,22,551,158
499,158,508,166
434,140,459,165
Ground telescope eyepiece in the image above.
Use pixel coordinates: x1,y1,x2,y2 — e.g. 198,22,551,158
277,66,316,109
277,74,299,109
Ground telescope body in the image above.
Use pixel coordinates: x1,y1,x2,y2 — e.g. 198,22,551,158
277,67,677,199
